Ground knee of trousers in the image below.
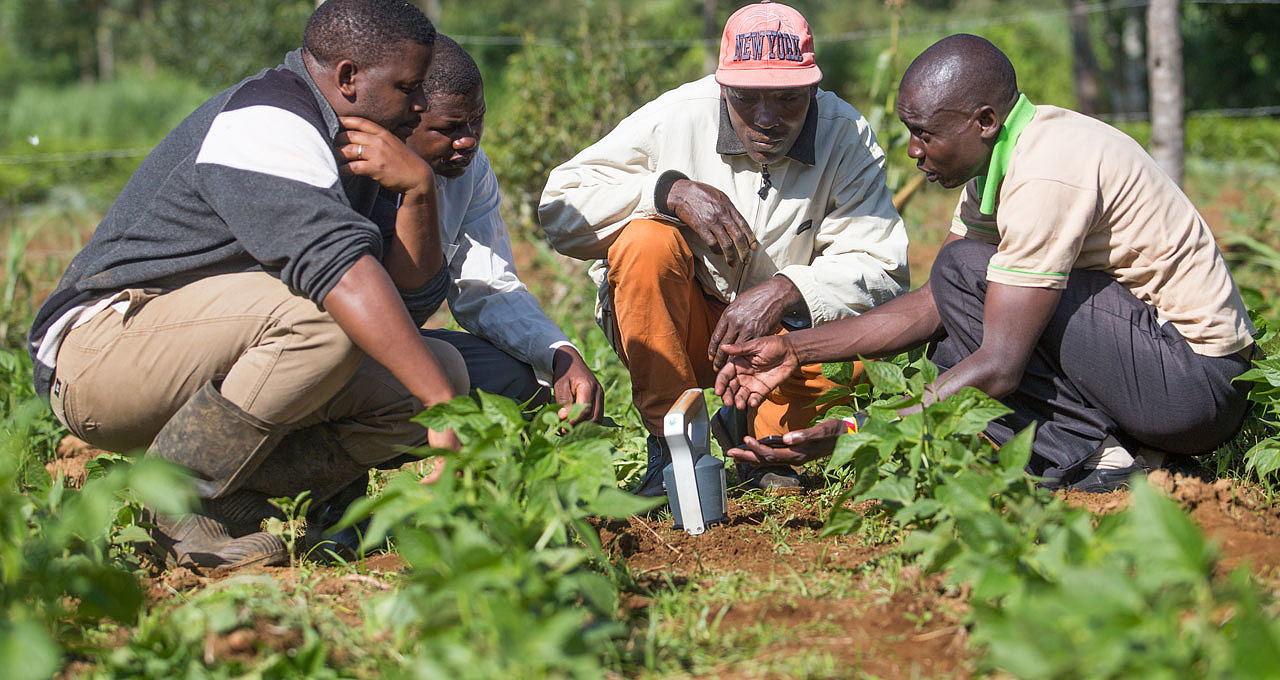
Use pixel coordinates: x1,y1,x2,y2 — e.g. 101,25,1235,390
258,295,365,395
606,219,694,282
421,336,471,397
928,239,994,323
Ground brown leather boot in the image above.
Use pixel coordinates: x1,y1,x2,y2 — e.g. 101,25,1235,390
147,504,286,570
242,423,373,560
145,382,288,570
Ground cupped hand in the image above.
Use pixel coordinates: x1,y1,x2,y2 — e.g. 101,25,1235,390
336,116,434,195
666,179,757,267
551,346,604,424
725,418,846,465
714,335,801,409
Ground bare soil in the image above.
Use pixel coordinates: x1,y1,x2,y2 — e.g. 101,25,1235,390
58,432,1280,678
1066,469,1280,584
601,496,973,678
47,434,106,488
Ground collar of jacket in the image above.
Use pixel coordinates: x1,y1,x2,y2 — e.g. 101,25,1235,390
284,48,342,140
716,94,818,166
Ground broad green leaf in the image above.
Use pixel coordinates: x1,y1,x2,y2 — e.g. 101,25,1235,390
820,503,863,537
827,431,875,469
112,524,152,546
1123,479,1215,583
810,386,853,408
862,476,915,506
821,361,855,385
584,486,662,518
477,390,528,428
0,621,59,680
954,403,1014,436
996,425,1035,473
67,564,144,622
863,359,907,394
1245,438,1280,480
1235,357,1280,388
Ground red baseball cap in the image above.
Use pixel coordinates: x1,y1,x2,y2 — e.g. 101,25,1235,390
715,1,822,89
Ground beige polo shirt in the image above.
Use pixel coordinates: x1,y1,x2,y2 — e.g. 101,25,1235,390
951,96,1253,357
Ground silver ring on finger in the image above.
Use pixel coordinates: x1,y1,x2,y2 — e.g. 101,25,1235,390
356,144,363,159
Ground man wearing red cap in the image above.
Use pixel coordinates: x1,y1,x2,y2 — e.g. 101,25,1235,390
539,1,909,495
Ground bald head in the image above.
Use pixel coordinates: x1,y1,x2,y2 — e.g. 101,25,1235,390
901,34,1018,117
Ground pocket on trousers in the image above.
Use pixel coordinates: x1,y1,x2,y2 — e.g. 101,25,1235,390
52,378,97,442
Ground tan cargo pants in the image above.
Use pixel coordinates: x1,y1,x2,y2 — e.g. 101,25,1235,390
49,271,468,466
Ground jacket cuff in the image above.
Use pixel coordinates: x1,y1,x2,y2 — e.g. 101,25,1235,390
776,265,832,325
654,170,689,220
534,340,579,387
400,265,450,327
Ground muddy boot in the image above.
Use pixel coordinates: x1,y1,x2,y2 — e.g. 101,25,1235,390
148,504,286,570
146,383,289,570
243,423,372,560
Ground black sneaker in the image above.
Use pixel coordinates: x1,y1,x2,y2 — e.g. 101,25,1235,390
735,461,803,492
711,405,802,493
632,434,671,498
1069,465,1144,493
304,477,379,560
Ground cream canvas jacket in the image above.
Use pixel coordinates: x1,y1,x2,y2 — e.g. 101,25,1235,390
539,75,909,333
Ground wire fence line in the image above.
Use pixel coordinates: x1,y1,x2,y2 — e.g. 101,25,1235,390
450,0,1279,49
0,148,149,166
3,102,1275,167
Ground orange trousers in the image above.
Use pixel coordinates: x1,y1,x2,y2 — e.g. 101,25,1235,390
606,219,852,438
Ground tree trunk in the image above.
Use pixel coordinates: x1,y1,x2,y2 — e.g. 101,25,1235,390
703,0,717,75
1120,8,1147,114
1068,0,1101,114
139,0,156,77
96,22,115,82
1147,0,1184,186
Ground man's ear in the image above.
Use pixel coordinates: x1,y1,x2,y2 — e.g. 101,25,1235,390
334,59,359,100
974,104,1002,142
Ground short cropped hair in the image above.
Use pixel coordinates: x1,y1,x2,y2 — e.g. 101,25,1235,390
425,35,483,98
304,0,436,68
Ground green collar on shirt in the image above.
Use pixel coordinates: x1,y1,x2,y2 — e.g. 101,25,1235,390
975,93,1036,215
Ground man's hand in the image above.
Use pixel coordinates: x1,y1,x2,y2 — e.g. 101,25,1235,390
551,346,604,424
336,116,434,194
666,179,757,267
726,418,846,465
709,275,804,369
715,334,801,409
427,428,462,452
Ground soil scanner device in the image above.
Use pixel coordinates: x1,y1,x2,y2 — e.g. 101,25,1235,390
662,389,727,535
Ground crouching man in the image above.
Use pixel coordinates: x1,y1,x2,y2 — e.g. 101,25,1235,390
539,1,909,495
407,35,603,420
28,0,469,570
717,35,1256,492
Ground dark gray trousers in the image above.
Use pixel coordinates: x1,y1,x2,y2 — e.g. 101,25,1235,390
420,329,551,406
928,239,1252,482
370,329,551,472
